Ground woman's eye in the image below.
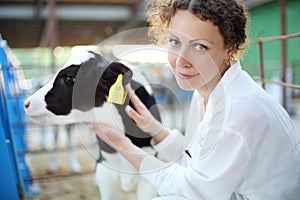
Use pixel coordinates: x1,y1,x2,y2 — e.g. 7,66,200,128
169,39,180,47
194,44,207,51
64,75,76,85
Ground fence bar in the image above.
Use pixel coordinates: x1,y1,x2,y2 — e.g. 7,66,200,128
254,32,300,43
280,0,287,109
258,41,265,89
261,79,300,90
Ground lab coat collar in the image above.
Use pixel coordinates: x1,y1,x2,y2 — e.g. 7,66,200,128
204,60,242,119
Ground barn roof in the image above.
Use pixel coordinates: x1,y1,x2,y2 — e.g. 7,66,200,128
0,0,275,48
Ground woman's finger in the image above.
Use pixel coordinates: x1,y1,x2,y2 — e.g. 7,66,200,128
126,86,149,124
87,122,131,148
125,85,163,136
126,85,147,114
86,122,107,140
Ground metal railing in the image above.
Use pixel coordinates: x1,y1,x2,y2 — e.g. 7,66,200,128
253,32,300,109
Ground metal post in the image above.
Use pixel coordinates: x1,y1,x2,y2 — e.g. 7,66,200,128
49,0,57,74
258,41,265,89
280,0,287,109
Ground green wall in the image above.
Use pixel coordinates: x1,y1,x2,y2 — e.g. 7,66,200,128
242,0,300,84
12,47,71,79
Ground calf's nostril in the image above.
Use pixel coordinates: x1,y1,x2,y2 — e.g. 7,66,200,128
24,101,30,110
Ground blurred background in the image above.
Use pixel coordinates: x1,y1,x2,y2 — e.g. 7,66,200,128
0,0,300,199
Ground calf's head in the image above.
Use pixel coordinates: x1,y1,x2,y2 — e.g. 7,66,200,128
45,57,132,115
24,51,133,125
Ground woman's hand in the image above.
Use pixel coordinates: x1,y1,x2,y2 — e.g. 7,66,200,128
87,122,147,170
125,86,169,144
88,122,131,150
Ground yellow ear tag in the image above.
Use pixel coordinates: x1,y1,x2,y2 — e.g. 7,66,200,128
108,74,127,105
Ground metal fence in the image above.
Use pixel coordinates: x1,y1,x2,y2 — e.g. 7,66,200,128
254,32,300,109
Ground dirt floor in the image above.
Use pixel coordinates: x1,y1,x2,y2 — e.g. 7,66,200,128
27,150,99,200
24,124,137,200
31,174,98,200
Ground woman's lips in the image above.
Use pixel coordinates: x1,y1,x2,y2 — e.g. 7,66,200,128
177,71,199,79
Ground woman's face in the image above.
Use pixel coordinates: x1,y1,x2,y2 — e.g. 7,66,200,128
167,10,230,91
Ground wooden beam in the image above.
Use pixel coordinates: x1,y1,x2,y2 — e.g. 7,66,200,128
57,0,137,3
0,0,137,4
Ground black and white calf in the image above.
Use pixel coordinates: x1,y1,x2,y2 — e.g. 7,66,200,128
24,49,160,200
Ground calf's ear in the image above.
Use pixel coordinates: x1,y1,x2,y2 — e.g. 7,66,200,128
107,62,133,86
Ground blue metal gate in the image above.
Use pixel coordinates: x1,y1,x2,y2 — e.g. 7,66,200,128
0,36,36,199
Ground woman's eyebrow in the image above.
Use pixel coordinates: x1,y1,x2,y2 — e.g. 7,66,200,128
168,32,215,45
189,38,215,45
167,32,179,39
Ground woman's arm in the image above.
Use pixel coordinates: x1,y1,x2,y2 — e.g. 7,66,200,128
88,122,147,169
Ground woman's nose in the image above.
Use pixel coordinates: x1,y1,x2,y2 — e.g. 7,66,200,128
176,55,192,68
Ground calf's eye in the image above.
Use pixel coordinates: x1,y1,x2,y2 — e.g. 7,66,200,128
64,75,76,85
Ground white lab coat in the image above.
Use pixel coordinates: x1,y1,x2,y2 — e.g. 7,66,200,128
139,61,300,200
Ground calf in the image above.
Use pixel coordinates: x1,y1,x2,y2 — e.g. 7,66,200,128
24,49,160,200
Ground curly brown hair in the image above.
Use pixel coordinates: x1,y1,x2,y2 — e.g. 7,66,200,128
146,0,249,58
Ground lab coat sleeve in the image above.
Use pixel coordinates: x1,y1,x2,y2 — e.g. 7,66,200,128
150,91,202,164
151,129,187,163
139,129,252,200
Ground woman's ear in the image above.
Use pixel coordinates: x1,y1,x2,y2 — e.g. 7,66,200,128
224,46,236,60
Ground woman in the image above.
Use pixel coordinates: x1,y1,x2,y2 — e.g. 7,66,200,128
88,0,300,199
